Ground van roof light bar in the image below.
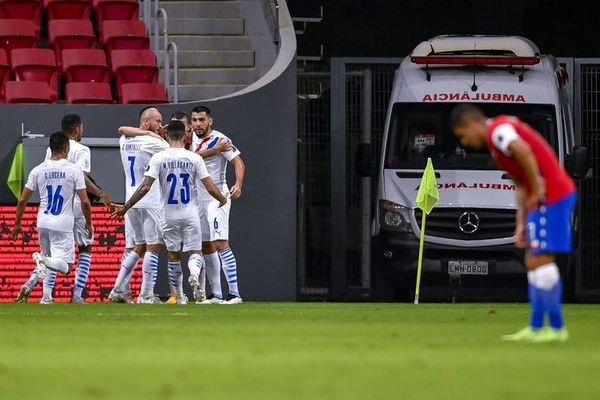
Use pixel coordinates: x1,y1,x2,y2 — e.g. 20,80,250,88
410,56,540,66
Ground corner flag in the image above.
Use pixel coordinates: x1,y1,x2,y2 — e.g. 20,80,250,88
7,143,23,200
414,157,439,304
416,158,439,215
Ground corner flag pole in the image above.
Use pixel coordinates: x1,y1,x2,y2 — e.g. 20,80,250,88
414,195,427,305
414,157,439,304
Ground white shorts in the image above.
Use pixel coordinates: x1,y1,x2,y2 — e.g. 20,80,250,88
199,199,231,242
74,218,93,247
124,214,135,249
162,216,202,252
38,228,75,264
127,208,164,245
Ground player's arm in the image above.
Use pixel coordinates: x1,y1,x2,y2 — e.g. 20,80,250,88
11,188,33,239
514,182,528,249
201,177,227,207
77,189,94,238
195,138,231,158
112,176,155,218
229,155,245,199
118,126,163,140
84,174,113,209
508,140,545,209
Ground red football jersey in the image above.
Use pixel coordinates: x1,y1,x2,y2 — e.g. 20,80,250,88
486,115,575,205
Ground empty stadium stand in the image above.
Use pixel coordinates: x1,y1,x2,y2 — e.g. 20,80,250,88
62,48,110,83
65,81,114,103
4,80,54,103
0,0,280,103
11,48,58,100
0,0,167,104
0,0,42,38
119,82,167,103
0,19,38,57
0,48,8,101
44,0,91,20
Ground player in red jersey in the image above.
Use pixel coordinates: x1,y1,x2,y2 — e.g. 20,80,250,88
451,104,575,342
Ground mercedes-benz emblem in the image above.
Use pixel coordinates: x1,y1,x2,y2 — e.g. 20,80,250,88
458,211,480,234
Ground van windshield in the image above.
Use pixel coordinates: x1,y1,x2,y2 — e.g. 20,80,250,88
384,103,558,170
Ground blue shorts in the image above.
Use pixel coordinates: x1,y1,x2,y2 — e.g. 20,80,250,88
526,192,576,255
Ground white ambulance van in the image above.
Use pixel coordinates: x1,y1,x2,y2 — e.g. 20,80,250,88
357,35,589,301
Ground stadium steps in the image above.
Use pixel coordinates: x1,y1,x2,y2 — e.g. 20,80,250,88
159,0,259,101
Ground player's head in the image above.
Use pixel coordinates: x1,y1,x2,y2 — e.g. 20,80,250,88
450,103,488,149
139,106,163,134
170,111,192,143
61,114,83,141
166,120,186,143
191,105,213,137
49,131,70,158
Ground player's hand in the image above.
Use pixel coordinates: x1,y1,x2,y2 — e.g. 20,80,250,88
110,203,127,219
155,125,168,139
230,184,242,199
527,177,546,209
101,192,114,210
514,223,527,249
11,225,23,240
215,138,232,153
85,223,94,239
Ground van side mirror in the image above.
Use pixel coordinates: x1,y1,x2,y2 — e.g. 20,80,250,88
565,145,591,180
356,143,378,177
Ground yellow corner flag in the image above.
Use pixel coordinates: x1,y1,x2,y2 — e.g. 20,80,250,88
7,143,24,200
414,157,439,304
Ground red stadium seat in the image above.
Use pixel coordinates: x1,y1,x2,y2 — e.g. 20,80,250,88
93,0,138,31
48,19,96,65
120,83,167,104
110,49,158,97
65,82,113,103
0,0,42,38
0,48,9,102
0,20,37,58
101,20,149,53
62,49,110,83
44,0,90,20
11,48,58,100
4,81,55,103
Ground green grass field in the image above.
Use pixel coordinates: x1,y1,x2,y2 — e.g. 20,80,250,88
1,303,599,400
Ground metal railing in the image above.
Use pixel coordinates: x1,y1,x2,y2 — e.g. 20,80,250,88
141,0,156,32
265,0,280,47
164,41,179,103
153,7,168,62
141,0,179,102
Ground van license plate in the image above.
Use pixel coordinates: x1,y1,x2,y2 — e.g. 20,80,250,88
448,261,489,275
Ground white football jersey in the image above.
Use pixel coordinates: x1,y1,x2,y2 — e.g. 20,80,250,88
25,159,86,233
191,129,241,201
119,135,169,209
145,148,210,221
45,139,91,219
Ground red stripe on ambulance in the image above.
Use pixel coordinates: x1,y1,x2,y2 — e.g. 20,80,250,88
422,93,526,102
414,182,516,191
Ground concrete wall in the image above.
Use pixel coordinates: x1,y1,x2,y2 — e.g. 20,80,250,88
0,1,297,301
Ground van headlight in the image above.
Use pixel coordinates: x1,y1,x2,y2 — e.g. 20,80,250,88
380,200,413,232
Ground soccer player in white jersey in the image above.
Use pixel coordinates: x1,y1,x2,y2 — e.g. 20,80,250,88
191,106,246,304
38,114,112,304
162,111,195,304
109,106,169,304
12,133,93,300
112,120,227,303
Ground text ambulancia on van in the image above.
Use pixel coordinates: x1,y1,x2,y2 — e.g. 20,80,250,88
357,35,589,301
